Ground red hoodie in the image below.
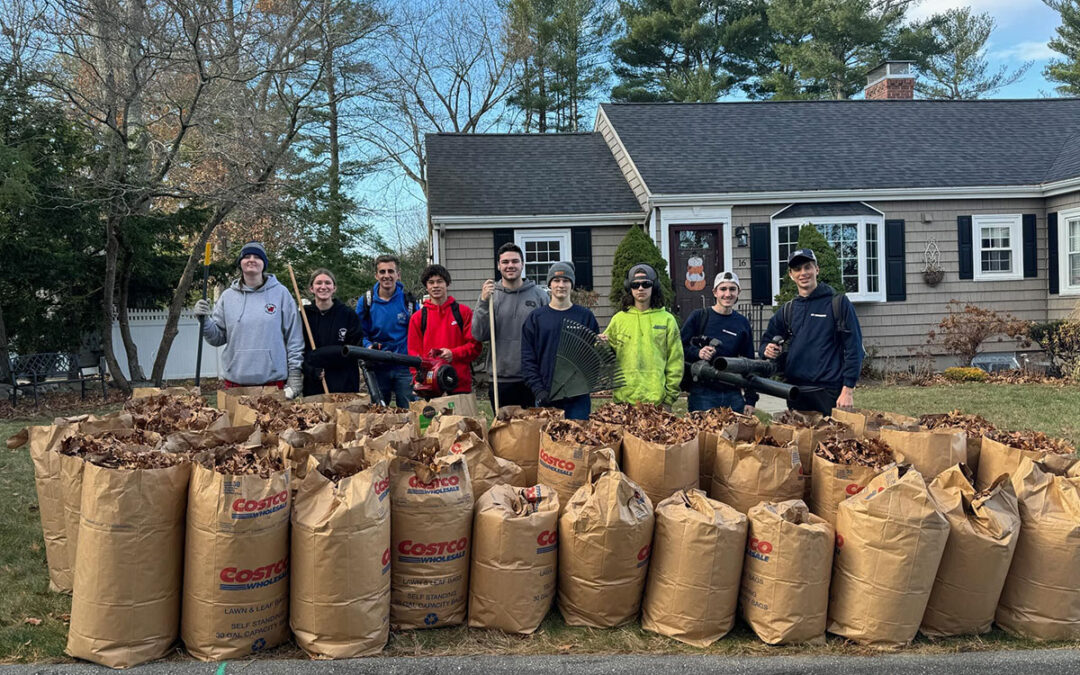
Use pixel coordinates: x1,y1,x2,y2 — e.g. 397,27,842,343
407,295,482,393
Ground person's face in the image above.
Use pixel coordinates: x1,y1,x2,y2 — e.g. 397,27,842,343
788,261,819,291
714,282,739,308
240,253,264,276
310,274,336,302
629,275,653,304
498,251,522,281
376,261,399,290
549,276,572,300
425,275,448,302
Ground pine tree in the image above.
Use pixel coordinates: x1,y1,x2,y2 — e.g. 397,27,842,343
609,225,676,312
1045,0,1080,95
774,225,843,305
916,8,1030,99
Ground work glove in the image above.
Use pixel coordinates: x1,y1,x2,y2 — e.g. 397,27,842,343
193,298,212,318
284,369,304,400
535,390,551,407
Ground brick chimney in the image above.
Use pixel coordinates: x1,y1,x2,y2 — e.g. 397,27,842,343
864,61,915,100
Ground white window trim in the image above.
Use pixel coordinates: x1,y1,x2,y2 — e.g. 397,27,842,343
515,229,572,285
655,205,733,276
1059,207,1080,296
770,215,886,303
972,214,1024,282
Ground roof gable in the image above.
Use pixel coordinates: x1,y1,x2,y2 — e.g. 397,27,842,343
600,99,1080,196
426,132,643,217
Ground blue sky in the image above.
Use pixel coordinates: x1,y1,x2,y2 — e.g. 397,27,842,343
909,0,1063,97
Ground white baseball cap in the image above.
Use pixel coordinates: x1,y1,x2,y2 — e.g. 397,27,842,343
713,270,741,289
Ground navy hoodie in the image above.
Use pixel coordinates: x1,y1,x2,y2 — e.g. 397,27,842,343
759,283,864,389
681,308,759,405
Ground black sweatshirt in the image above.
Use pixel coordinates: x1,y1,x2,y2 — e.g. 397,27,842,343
301,299,364,395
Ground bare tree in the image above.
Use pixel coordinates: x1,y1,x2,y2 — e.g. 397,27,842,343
33,0,333,390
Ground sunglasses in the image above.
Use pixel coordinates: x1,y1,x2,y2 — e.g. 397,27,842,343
629,280,654,290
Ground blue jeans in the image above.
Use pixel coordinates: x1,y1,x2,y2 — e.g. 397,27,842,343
373,366,416,407
553,394,591,420
687,387,745,414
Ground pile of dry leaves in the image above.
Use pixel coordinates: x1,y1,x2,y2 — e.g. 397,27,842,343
193,444,284,477
686,408,739,433
238,396,330,432
546,419,622,447
815,436,894,469
125,394,225,433
591,402,697,444
918,410,997,436
58,430,180,469
984,429,1076,455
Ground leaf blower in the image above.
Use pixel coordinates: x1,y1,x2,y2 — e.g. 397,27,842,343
341,345,459,399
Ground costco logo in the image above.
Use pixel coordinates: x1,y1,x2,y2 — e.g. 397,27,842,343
747,537,773,562
407,474,460,495
845,483,864,496
397,538,469,564
374,477,390,501
637,544,651,568
381,547,391,574
219,557,289,590
231,491,288,519
539,448,574,476
536,529,558,554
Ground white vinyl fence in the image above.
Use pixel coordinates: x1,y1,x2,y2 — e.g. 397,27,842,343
110,309,222,381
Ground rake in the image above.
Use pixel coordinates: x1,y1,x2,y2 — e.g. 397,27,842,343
550,319,625,401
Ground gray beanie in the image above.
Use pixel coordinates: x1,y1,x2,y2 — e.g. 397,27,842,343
546,261,576,287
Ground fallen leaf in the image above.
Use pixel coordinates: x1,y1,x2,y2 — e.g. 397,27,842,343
24,617,42,626
29,542,40,552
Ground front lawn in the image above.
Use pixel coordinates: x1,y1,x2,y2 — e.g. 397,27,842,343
2,382,1079,663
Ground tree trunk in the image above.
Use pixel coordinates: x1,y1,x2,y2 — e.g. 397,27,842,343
0,301,10,383
325,36,343,248
101,214,131,394
116,246,145,381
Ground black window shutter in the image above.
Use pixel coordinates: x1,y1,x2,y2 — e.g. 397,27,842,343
1049,212,1059,295
492,229,514,280
1022,214,1038,278
749,223,772,305
570,227,593,290
884,219,906,302
957,216,973,280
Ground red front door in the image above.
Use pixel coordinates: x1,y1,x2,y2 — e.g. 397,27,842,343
670,225,724,324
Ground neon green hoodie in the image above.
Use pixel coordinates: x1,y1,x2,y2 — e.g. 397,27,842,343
604,307,684,406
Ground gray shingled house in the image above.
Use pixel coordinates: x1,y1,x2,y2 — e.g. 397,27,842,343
425,65,1080,362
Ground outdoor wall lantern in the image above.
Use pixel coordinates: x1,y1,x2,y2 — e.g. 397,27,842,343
734,226,748,248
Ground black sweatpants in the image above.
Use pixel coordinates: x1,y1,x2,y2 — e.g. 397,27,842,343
787,385,842,417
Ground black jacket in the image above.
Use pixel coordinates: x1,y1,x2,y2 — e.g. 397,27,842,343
302,299,364,395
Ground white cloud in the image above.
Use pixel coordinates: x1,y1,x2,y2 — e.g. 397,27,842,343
992,40,1057,62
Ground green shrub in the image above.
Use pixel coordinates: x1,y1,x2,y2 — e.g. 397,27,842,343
943,366,988,382
1029,320,1080,379
774,224,844,306
609,225,675,312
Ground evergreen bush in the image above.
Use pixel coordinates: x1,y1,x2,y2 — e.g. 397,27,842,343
774,224,844,305
609,225,675,311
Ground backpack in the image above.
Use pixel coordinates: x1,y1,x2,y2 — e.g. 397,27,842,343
420,300,466,338
360,288,416,324
779,292,849,343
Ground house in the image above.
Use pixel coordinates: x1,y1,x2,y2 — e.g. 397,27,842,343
425,62,1080,364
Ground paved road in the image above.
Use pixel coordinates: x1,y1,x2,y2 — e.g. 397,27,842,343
5,650,1080,675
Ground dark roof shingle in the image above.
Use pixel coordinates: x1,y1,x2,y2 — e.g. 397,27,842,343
426,132,643,217
600,100,1080,195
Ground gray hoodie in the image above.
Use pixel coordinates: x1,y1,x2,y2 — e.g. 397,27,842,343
473,278,549,383
202,274,304,385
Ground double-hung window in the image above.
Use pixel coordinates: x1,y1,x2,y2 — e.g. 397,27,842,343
1059,208,1080,295
515,229,571,285
972,214,1023,281
771,214,886,302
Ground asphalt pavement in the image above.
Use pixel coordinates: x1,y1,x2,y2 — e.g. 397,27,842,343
5,650,1080,675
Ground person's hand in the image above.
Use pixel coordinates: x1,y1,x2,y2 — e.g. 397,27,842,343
437,348,453,362
535,390,551,406
193,299,212,318
480,279,495,302
836,386,855,409
597,333,610,344
698,345,716,361
284,370,303,400
743,405,756,416
763,342,781,359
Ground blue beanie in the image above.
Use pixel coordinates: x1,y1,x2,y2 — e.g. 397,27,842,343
237,242,269,271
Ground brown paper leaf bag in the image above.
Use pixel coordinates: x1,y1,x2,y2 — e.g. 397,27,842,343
996,457,1080,640
809,451,892,528
710,428,802,515
741,500,833,645
921,467,1020,637
291,452,391,658
440,431,526,504
621,431,699,508
558,467,654,628
67,459,190,668
389,441,473,629
828,467,949,646
468,484,560,634
488,406,564,484
217,386,284,418
538,430,620,514
880,426,967,480
641,489,746,646
831,408,918,439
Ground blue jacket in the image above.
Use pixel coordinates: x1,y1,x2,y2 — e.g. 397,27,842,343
681,308,758,405
759,283,863,389
521,305,599,396
358,282,412,355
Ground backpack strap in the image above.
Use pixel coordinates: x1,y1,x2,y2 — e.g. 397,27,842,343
694,307,708,339
449,301,466,337
783,292,848,342
404,292,415,317
361,290,372,323
782,300,794,343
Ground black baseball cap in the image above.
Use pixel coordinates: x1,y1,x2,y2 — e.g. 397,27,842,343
787,248,818,267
